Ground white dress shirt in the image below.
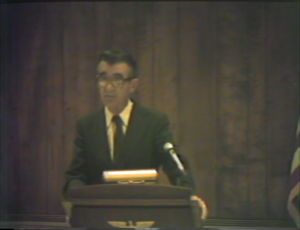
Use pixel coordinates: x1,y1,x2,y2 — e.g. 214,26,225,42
104,100,134,160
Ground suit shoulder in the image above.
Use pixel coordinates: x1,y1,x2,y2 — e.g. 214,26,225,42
138,104,169,121
76,109,103,125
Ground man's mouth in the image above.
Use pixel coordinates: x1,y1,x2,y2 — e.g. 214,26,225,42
104,95,116,99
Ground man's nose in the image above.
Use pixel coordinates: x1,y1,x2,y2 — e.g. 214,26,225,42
104,82,115,91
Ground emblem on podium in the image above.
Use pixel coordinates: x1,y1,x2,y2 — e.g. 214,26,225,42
108,220,157,229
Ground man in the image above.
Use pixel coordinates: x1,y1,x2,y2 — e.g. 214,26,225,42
63,49,196,198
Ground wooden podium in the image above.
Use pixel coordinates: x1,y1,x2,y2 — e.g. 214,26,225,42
64,184,203,228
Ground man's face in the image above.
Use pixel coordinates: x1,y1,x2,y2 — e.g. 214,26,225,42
96,61,139,113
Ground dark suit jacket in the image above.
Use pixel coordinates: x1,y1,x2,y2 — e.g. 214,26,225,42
63,102,195,197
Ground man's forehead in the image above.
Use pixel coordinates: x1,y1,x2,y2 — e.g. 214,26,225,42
97,61,131,73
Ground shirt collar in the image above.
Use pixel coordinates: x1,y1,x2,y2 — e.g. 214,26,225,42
105,100,134,128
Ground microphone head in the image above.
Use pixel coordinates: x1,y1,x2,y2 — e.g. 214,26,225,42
163,142,174,151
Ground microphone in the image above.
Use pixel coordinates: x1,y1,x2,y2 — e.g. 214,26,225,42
163,143,186,175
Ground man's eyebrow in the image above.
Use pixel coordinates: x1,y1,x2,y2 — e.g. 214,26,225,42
96,72,125,78
112,73,124,78
97,72,106,76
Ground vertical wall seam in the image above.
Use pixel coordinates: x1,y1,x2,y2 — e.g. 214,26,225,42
151,3,155,108
92,2,98,109
176,3,181,144
262,2,268,216
61,2,67,185
210,2,219,217
45,4,49,215
213,2,220,217
109,2,113,49
263,1,269,216
245,2,250,217
15,4,21,214
134,2,139,100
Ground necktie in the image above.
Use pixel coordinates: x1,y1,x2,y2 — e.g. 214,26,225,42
112,115,124,160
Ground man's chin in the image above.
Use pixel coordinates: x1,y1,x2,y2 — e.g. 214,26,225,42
102,98,117,108
103,96,116,104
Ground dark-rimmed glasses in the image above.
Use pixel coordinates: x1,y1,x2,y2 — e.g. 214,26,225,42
96,74,134,87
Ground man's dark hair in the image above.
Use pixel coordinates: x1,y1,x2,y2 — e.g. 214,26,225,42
98,49,137,78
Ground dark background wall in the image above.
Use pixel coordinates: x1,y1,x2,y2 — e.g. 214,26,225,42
1,1,299,222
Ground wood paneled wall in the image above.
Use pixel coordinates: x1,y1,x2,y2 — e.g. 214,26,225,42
1,2,299,220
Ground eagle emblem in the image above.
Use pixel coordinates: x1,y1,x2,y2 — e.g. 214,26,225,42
108,220,156,229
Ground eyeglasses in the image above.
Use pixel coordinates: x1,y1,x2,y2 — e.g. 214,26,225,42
96,74,134,87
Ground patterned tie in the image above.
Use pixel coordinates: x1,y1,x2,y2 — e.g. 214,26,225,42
112,115,124,160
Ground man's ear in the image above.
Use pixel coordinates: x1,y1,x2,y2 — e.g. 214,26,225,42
129,78,140,93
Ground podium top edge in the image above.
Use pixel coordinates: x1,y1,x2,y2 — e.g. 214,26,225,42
66,184,192,200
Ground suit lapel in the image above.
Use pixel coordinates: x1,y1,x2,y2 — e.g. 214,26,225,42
115,103,149,168
91,109,113,168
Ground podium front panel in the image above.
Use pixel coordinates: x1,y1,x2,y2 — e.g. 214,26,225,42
66,184,202,228
71,205,194,228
